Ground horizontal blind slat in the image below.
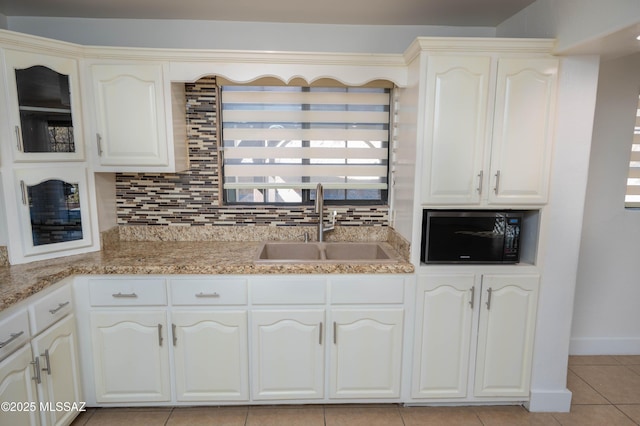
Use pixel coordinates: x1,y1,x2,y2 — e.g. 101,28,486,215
224,147,388,160
223,91,390,105
223,110,389,124
223,128,388,141
223,182,387,190
224,164,388,177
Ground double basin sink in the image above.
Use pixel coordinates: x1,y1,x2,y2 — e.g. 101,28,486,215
255,241,399,263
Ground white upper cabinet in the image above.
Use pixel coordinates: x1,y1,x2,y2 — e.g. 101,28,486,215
488,58,558,205
88,63,188,172
3,50,85,162
420,54,558,206
421,55,491,205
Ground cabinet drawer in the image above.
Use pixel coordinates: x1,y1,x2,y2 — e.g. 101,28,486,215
29,284,73,335
89,278,167,306
330,276,405,304
0,309,30,361
251,277,326,305
170,277,248,305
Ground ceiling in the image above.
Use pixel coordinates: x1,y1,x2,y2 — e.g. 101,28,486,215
0,0,537,26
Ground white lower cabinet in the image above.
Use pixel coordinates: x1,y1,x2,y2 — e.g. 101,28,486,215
330,309,404,399
412,272,539,401
172,311,248,401
31,315,83,426
412,274,475,398
0,281,82,426
89,311,171,403
0,345,41,426
474,274,539,397
251,310,325,400
76,274,415,405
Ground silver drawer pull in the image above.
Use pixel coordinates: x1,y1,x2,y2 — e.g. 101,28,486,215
31,357,41,384
112,292,138,298
41,349,52,375
195,292,220,298
0,331,24,348
49,301,70,315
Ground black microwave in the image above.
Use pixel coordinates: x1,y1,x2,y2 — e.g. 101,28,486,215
421,210,522,264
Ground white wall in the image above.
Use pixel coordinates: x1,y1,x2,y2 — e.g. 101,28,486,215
6,17,494,53
497,0,640,54
571,53,640,355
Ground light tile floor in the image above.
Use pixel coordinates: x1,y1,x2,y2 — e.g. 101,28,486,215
71,355,640,425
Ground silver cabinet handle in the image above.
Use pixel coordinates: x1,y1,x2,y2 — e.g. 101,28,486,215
158,324,163,347
469,286,475,309
20,180,27,205
15,125,23,151
172,324,177,346
195,292,220,298
96,133,103,156
318,322,323,345
477,171,483,194
486,287,493,310
31,357,41,384
493,170,501,194
41,349,51,375
0,331,24,348
49,301,70,315
333,321,337,345
112,292,138,298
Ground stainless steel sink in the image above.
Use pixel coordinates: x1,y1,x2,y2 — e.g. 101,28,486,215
254,241,399,263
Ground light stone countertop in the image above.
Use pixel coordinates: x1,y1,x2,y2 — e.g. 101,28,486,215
0,240,414,311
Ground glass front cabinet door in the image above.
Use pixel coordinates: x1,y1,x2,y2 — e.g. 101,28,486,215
14,167,93,258
4,50,85,162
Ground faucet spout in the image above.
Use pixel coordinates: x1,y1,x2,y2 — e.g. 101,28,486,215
316,183,325,242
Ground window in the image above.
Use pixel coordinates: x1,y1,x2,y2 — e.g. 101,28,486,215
220,83,390,205
625,94,640,208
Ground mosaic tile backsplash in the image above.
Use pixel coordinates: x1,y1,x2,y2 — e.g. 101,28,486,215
116,76,389,228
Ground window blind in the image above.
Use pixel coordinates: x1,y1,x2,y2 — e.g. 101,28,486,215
625,95,640,208
221,85,389,204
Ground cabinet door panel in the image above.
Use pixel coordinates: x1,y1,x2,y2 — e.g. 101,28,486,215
475,274,539,397
0,346,40,426
251,310,324,400
412,274,475,398
4,50,85,162
421,56,491,205
330,309,403,399
90,311,170,402
172,311,248,401
91,64,168,167
489,58,558,204
31,315,82,426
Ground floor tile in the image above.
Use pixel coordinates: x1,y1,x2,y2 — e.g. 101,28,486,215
474,405,561,425
167,406,248,426
570,365,640,404
616,404,640,424
613,355,640,365
325,405,404,426
566,370,609,405
246,406,324,426
84,408,172,426
569,355,621,366
70,408,97,425
400,406,482,425
552,405,637,426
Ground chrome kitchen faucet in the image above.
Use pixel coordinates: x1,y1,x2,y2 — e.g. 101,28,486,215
314,183,335,242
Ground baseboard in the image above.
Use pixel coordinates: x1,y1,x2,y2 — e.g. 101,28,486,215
569,337,640,355
525,389,572,412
